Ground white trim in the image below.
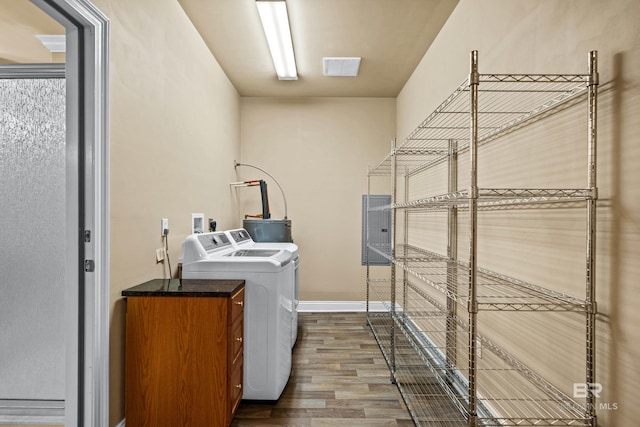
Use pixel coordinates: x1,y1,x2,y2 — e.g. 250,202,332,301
36,34,66,52
298,301,393,312
0,399,64,424
115,418,126,427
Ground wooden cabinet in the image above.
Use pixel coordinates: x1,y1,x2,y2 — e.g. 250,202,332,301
124,280,244,427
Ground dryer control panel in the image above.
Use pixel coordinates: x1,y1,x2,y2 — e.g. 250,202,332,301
227,228,253,245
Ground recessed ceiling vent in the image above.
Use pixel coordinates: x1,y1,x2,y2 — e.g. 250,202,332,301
323,57,361,77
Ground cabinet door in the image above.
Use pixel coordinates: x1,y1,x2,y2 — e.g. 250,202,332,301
230,317,244,365
229,354,243,416
125,296,228,426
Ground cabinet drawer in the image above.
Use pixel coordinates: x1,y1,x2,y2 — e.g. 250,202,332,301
230,288,244,322
231,319,243,362
230,355,243,415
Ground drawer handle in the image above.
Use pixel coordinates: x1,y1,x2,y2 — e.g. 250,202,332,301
234,300,244,307
235,383,242,389
236,337,243,343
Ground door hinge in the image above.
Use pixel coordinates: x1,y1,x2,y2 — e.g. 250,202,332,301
84,260,95,272
84,230,91,242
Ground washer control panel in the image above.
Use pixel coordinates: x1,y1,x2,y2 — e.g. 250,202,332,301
197,232,232,252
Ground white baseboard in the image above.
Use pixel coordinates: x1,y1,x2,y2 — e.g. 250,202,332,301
297,301,391,312
116,419,126,427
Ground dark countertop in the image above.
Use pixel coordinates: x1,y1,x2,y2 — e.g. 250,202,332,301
122,278,244,297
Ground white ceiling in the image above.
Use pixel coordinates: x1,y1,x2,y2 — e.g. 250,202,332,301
178,0,459,97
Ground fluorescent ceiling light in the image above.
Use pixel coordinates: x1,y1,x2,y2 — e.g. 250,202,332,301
256,0,297,80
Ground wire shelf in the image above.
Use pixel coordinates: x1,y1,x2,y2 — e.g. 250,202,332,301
367,244,588,312
368,311,470,427
367,286,591,427
368,188,593,213
365,51,597,427
367,278,402,312
368,74,589,177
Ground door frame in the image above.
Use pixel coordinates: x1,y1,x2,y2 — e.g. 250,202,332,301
29,1,110,426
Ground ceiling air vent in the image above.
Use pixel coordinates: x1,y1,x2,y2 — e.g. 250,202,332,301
323,57,361,77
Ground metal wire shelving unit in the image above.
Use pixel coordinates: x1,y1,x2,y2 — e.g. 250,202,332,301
365,51,599,427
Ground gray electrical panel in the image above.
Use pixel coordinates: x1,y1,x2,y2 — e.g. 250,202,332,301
361,195,391,265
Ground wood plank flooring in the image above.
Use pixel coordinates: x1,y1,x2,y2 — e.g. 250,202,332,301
232,312,414,426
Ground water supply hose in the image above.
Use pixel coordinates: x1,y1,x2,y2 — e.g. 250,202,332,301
234,161,288,219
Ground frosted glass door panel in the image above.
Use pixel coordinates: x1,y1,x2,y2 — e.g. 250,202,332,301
0,78,66,400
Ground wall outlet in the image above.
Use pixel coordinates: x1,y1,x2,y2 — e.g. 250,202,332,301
156,247,165,263
161,218,169,236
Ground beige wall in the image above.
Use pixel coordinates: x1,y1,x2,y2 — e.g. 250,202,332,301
240,97,395,301
396,0,640,425
0,1,64,63
90,0,241,424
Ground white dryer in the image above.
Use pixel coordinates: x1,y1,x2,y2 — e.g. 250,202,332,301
181,232,293,401
225,228,299,346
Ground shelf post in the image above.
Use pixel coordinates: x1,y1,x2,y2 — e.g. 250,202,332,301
447,139,459,372
467,49,480,425
585,50,599,427
366,167,371,319
390,138,398,381
403,168,409,323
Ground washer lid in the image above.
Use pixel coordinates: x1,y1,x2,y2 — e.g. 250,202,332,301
224,247,293,266
226,249,280,257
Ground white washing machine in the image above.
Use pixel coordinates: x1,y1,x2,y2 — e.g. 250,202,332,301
225,228,298,257
225,228,299,346
181,231,293,401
